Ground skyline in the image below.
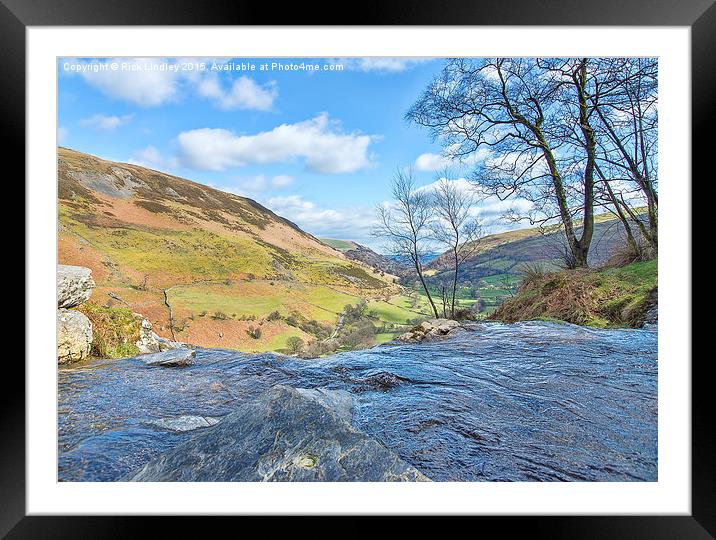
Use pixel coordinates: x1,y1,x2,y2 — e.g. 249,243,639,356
58,57,532,250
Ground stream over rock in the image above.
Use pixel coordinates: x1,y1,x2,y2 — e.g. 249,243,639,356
58,321,658,482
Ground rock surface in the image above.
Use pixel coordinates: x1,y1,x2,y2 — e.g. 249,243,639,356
140,348,196,367
135,318,161,354
127,385,429,482
57,308,93,364
148,415,219,432
57,265,95,309
136,317,190,353
396,318,462,343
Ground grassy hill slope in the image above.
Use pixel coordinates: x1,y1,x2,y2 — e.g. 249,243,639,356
491,259,657,328
58,148,401,354
423,212,646,314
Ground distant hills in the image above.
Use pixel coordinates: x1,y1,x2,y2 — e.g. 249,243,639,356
425,212,641,284
319,238,412,278
324,211,642,316
58,148,399,352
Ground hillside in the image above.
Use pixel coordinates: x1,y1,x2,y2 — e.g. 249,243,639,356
490,259,658,328
421,213,646,312
321,238,411,279
58,148,401,353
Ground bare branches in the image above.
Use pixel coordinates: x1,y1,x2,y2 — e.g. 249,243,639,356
430,172,484,317
373,169,440,318
407,57,659,266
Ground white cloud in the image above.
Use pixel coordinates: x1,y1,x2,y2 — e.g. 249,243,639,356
226,175,296,197
236,175,268,192
129,145,180,171
414,147,491,172
57,127,68,144
176,114,376,174
271,174,294,188
331,58,433,73
198,75,277,111
80,113,134,131
72,58,182,107
416,176,534,229
132,145,163,166
265,194,377,245
414,152,452,172
66,58,272,109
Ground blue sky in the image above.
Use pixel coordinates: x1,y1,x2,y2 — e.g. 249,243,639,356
58,57,526,250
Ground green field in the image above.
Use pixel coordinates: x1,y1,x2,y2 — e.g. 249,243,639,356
319,238,359,252
169,282,286,317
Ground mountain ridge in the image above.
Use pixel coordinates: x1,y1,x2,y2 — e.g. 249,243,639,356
58,147,399,353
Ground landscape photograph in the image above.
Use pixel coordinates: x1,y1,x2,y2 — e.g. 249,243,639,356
56,56,658,482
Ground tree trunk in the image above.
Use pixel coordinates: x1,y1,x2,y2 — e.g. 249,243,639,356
596,164,639,250
536,130,586,267
451,248,459,318
573,59,596,267
413,253,439,318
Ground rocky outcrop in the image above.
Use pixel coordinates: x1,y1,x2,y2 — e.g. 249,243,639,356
135,316,189,354
127,385,429,482
57,309,93,364
396,319,462,343
135,318,161,354
57,265,95,364
57,265,95,309
140,348,196,367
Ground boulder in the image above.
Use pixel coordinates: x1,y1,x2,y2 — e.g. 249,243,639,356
396,318,462,343
156,335,189,351
57,308,93,364
140,348,196,367
57,265,95,309
127,385,429,482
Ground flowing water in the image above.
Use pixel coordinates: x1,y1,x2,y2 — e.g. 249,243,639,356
58,321,658,482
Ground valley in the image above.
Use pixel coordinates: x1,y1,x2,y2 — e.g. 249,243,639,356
58,148,412,355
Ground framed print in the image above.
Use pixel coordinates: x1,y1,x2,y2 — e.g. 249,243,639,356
7,0,711,535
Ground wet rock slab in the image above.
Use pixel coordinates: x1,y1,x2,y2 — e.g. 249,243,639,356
127,385,429,482
140,348,196,367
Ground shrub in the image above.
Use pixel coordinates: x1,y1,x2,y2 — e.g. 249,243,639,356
246,325,262,339
303,339,338,358
518,261,548,285
211,311,227,320
286,336,305,355
267,310,282,321
606,239,654,267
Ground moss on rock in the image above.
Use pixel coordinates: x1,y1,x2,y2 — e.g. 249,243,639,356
77,303,142,358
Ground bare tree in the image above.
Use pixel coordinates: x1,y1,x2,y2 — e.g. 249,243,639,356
406,58,610,267
374,169,440,318
588,58,658,253
430,175,483,317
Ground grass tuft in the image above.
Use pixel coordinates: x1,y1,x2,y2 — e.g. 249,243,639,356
77,303,142,358
491,259,657,328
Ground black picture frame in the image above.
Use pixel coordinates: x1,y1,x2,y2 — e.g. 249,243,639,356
7,0,710,535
